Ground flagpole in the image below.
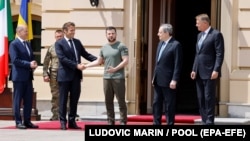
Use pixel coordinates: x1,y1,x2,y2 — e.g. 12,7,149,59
0,0,40,121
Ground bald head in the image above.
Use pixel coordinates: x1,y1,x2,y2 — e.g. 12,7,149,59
16,25,28,40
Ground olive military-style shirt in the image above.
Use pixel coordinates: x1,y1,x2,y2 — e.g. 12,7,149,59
43,44,59,77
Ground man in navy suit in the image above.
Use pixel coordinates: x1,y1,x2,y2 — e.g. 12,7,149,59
9,25,39,129
191,14,224,125
55,22,97,130
152,24,183,125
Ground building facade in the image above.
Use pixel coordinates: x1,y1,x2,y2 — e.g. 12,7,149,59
8,0,250,118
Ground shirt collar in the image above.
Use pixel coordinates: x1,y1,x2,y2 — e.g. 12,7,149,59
17,37,25,43
64,36,72,41
203,26,211,34
163,36,172,44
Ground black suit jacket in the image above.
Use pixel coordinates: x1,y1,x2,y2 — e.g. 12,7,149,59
152,37,183,87
192,28,224,79
55,38,97,82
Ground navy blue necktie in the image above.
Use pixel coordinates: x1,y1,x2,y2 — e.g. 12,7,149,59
69,39,78,62
23,41,30,56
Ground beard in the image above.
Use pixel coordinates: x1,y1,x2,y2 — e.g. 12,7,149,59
108,37,116,43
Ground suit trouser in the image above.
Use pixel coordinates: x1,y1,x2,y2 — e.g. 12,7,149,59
103,79,127,123
58,76,81,124
13,81,33,125
196,75,216,125
153,84,176,125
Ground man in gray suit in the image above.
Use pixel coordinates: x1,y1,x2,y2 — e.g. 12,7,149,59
152,23,183,125
191,13,224,125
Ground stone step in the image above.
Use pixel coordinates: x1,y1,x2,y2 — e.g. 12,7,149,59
194,118,250,125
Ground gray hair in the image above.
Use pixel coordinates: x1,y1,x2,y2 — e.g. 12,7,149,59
160,23,173,35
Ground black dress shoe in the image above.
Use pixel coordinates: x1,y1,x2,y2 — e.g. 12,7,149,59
16,123,27,129
24,122,39,128
60,123,67,130
68,122,81,129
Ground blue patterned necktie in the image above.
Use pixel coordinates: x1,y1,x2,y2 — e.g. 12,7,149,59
198,32,205,49
157,42,166,61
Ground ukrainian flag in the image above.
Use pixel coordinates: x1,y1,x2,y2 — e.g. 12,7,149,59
17,0,33,40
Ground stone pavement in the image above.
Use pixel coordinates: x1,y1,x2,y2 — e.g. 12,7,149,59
1,110,250,141
0,120,85,141
0,110,112,141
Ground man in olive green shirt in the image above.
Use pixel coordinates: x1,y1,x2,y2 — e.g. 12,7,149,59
85,26,129,125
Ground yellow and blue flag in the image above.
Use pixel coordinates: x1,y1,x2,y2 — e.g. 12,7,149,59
17,0,33,40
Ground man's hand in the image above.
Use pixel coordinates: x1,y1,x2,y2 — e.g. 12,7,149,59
190,71,196,80
30,60,38,69
106,66,116,73
211,71,218,79
170,80,177,89
77,63,86,70
43,76,50,82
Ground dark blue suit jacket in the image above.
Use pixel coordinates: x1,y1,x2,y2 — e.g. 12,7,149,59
55,38,97,82
9,38,34,81
153,37,183,87
192,28,224,79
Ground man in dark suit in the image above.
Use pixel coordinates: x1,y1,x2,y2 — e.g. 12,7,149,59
55,22,97,130
191,14,224,125
152,23,182,125
9,25,39,129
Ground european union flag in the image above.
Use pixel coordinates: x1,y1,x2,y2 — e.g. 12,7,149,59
17,0,33,40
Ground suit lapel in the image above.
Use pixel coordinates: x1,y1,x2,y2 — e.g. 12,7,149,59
156,41,164,61
198,28,213,52
63,38,78,62
62,38,71,49
18,39,31,59
197,33,203,52
158,39,172,62
62,38,73,55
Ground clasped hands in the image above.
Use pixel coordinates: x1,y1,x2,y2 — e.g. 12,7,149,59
30,60,38,70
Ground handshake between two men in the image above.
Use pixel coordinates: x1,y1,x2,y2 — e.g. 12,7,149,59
76,63,103,71
77,63,87,70
77,63,117,74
